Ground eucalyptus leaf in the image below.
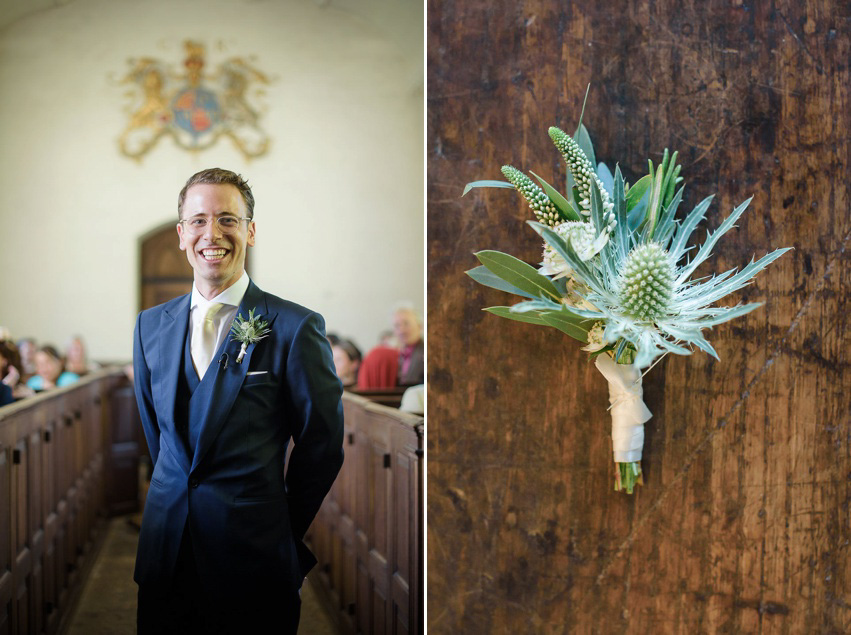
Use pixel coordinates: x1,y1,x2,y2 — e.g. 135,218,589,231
573,123,596,169
510,299,562,313
539,311,591,343
475,250,561,301
628,199,646,232
462,180,515,196
625,174,652,211
484,306,549,326
466,265,537,299
597,162,614,197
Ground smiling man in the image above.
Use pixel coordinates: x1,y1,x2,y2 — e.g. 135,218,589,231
132,168,344,634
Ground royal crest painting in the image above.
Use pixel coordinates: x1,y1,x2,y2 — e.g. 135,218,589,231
118,41,270,160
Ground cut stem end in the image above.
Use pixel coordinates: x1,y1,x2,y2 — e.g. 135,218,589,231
614,461,643,494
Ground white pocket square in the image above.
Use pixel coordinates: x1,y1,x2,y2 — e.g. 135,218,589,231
246,371,268,376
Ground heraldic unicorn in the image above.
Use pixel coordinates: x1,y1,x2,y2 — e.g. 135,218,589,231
118,40,270,160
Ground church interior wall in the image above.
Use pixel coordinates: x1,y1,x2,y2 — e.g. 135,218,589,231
0,0,424,360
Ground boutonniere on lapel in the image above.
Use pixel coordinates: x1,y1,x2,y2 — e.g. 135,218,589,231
229,308,272,364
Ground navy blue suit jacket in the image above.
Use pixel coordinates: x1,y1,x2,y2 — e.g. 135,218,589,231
132,280,344,599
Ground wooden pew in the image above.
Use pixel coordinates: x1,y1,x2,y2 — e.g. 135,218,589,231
349,387,409,409
0,368,125,634
1,371,423,634
308,392,424,635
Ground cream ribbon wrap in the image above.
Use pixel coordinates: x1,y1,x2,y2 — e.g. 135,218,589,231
594,355,652,463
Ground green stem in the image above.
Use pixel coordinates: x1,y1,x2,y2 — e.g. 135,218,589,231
613,345,643,494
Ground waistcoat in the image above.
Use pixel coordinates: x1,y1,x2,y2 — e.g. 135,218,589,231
175,328,222,460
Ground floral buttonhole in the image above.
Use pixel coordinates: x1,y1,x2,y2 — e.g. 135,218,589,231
229,308,272,364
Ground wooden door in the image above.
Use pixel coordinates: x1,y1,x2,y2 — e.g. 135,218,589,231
139,222,194,311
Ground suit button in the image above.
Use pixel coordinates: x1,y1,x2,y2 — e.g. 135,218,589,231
189,478,199,489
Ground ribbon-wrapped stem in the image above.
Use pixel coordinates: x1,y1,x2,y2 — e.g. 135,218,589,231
595,348,652,494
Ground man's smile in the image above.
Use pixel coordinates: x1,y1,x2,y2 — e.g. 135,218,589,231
199,247,230,261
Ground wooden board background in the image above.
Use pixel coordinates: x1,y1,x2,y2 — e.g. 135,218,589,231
426,1,850,633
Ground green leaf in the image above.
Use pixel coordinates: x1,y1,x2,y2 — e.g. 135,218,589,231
484,306,549,326
644,165,666,238
612,165,630,261
625,174,652,212
589,179,605,239
462,180,515,196
529,171,582,221
466,265,537,299
573,123,596,169
475,250,561,301
597,162,614,197
509,299,561,313
661,152,681,208
539,310,591,342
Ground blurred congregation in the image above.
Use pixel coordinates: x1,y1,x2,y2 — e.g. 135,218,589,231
0,332,99,406
0,303,425,413
328,303,425,415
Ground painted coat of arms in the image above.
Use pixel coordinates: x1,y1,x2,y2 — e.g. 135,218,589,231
118,41,270,160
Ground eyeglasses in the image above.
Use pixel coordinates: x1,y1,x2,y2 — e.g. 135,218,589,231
178,215,252,235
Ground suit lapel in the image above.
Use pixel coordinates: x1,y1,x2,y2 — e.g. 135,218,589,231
157,294,192,474
190,281,278,472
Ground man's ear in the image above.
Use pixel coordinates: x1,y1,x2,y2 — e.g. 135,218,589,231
246,221,256,247
177,222,187,251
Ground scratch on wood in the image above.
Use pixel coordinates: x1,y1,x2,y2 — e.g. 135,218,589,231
590,224,851,590
777,11,826,75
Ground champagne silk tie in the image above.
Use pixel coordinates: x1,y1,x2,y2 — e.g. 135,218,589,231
192,303,224,380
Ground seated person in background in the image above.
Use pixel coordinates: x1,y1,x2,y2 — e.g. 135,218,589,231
326,332,341,347
26,345,79,392
0,381,11,407
332,339,362,388
357,347,399,390
399,384,424,415
65,335,100,376
0,340,33,400
377,329,396,348
393,304,424,386
16,337,37,379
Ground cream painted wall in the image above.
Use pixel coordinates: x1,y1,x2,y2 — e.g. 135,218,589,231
0,0,423,361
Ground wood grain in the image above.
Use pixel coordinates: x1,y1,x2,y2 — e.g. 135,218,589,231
427,1,850,632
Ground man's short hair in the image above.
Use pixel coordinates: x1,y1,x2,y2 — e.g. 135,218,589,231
177,168,255,219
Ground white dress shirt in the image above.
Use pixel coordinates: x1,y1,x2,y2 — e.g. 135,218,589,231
188,271,250,377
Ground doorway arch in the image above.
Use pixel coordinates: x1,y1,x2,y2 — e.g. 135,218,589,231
138,222,193,311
